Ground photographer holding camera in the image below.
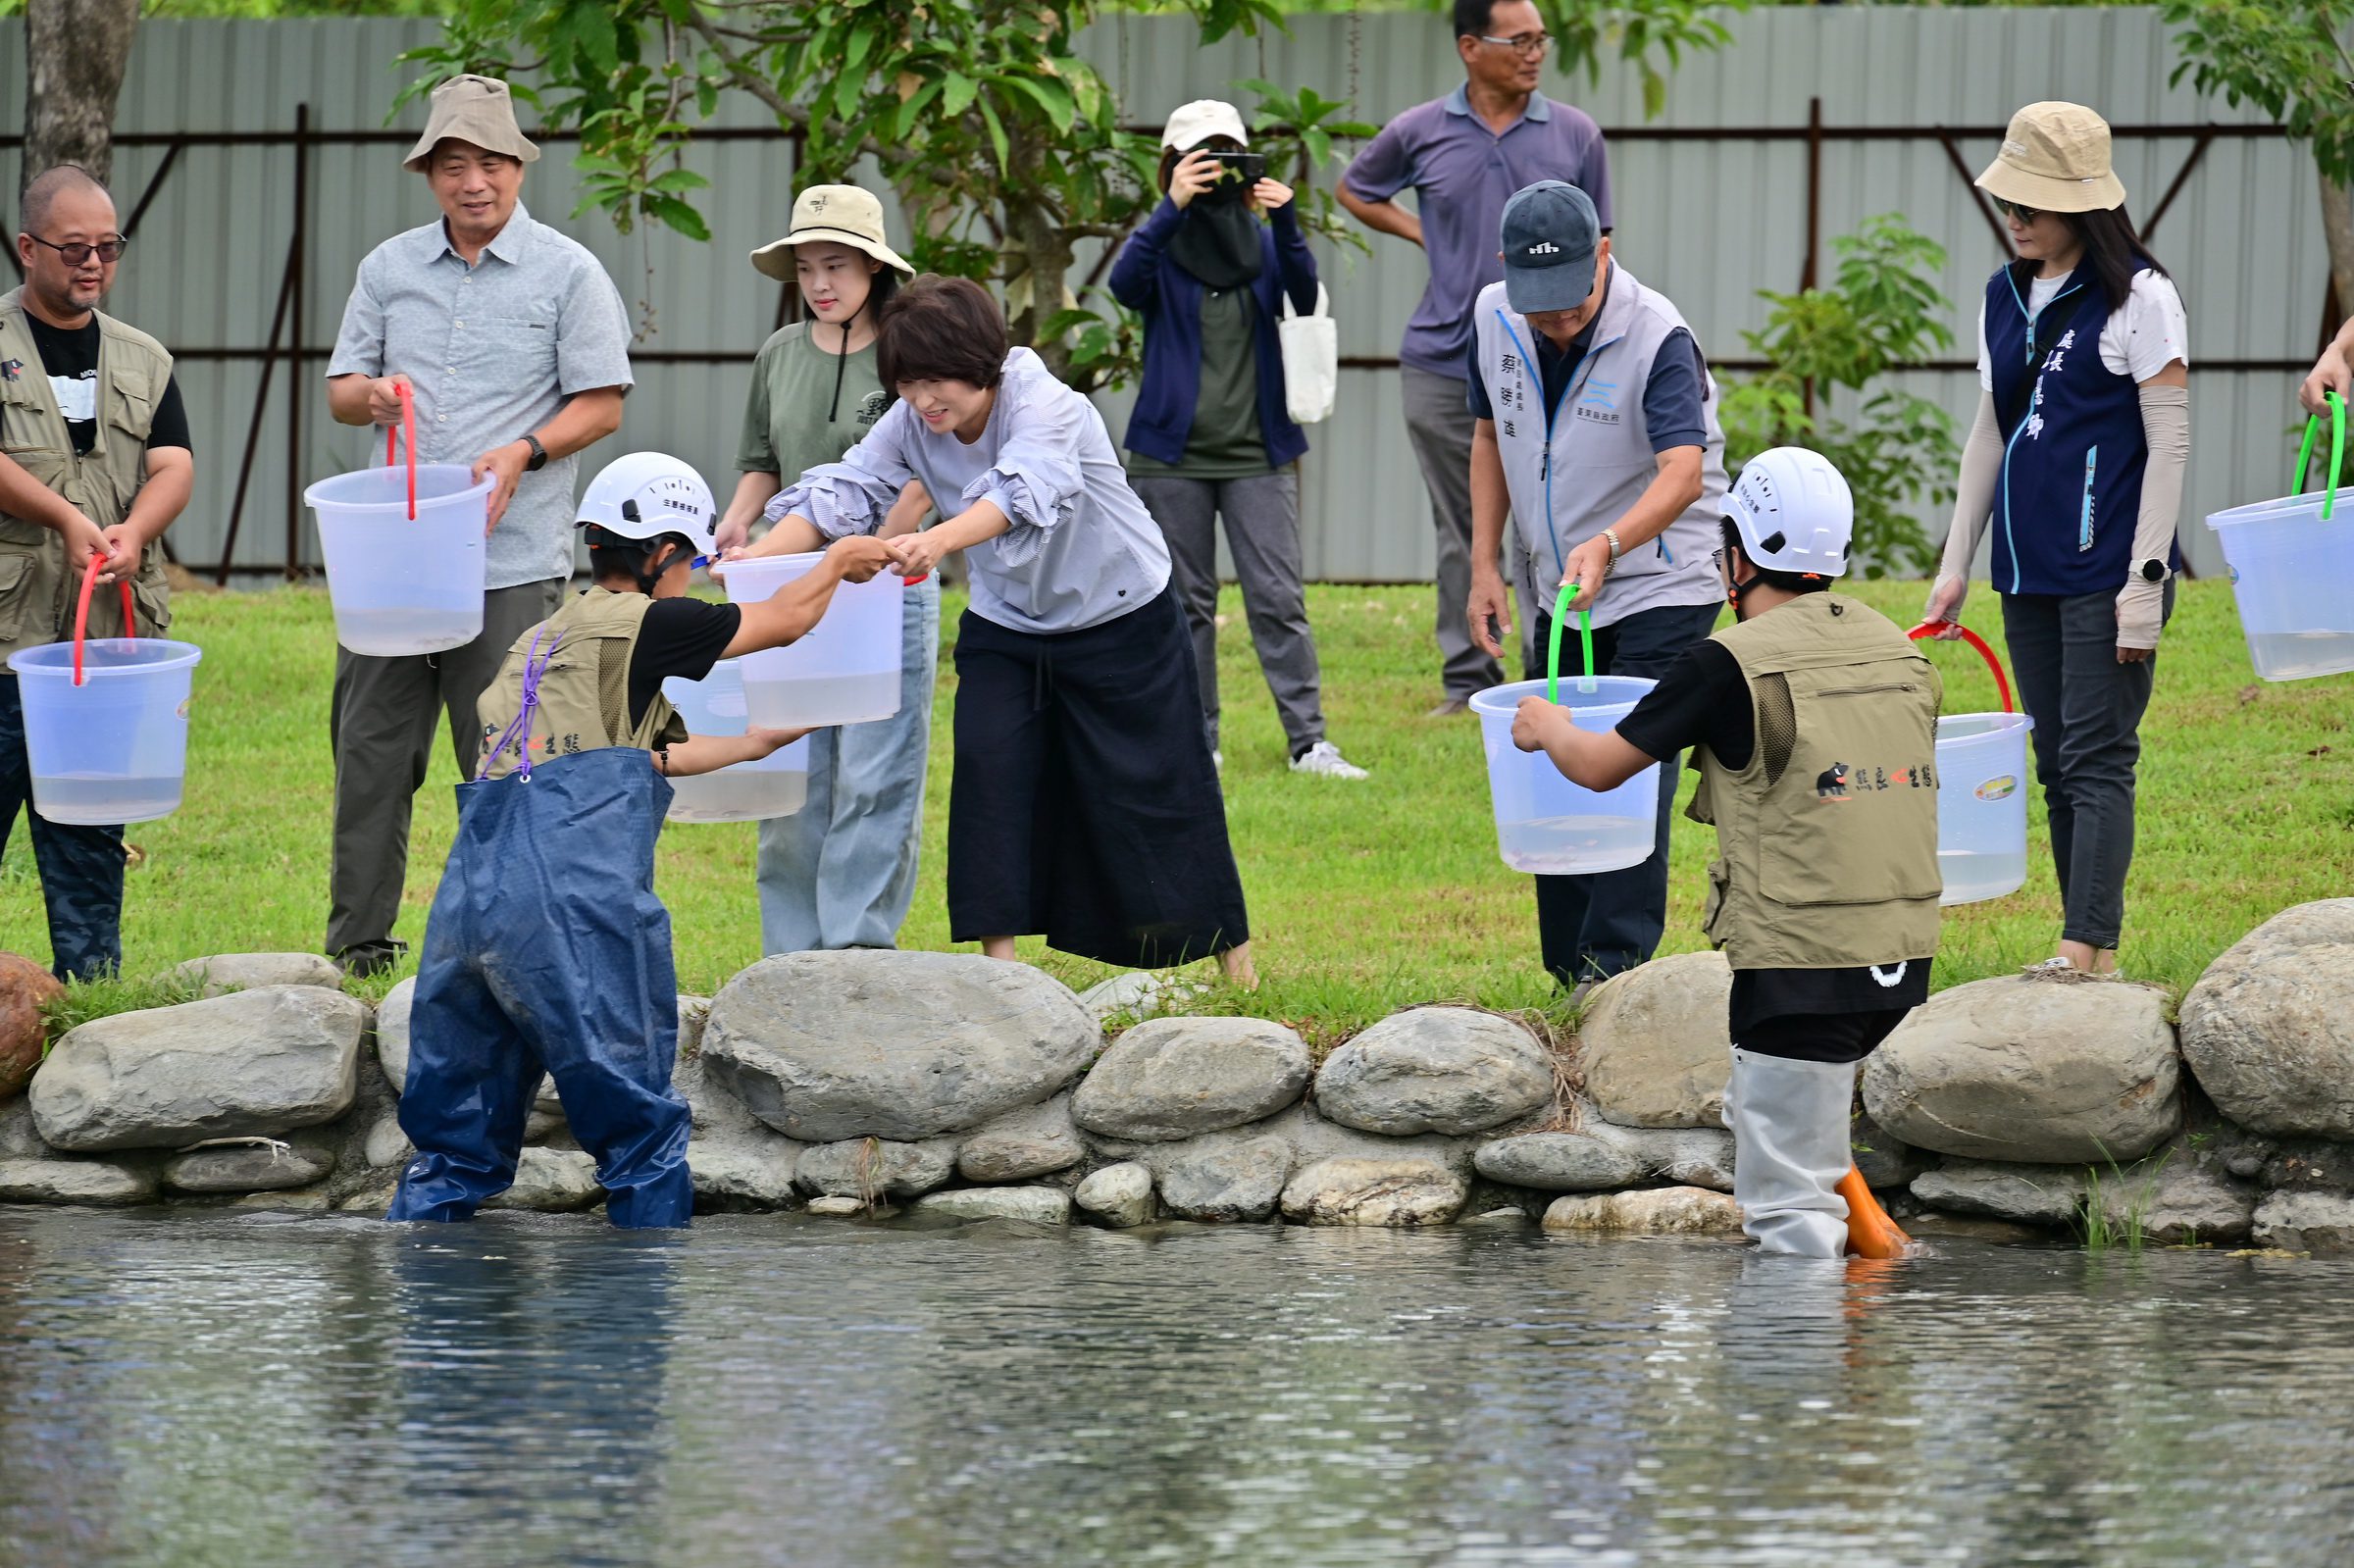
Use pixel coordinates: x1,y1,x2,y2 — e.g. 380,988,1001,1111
1109,101,1367,781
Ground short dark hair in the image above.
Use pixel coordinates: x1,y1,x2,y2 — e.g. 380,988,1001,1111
2007,204,2169,315
585,527,694,590
1454,0,1501,39
1720,519,1831,596
877,275,1007,391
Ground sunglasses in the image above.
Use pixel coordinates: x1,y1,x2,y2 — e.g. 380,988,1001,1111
1990,197,2045,226
27,233,128,266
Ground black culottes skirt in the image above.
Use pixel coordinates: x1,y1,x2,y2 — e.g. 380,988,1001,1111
948,586,1251,967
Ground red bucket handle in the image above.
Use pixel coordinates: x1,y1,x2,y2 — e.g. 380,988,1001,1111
384,380,418,520
72,555,138,687
1907,620,2014,714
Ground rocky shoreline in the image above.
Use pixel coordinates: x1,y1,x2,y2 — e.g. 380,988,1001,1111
4,900,2353,1254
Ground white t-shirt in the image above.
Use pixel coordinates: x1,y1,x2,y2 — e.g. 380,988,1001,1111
1975,268,2188,390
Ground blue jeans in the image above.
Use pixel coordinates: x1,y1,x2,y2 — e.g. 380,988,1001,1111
1526,598,1722,986
755,577,940,952
0,673,126,981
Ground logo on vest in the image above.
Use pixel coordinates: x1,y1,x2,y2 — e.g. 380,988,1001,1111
0,358,20,383
1817,760,1937,799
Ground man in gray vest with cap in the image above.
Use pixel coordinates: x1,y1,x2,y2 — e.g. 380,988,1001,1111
1464,179,1728,994
324,74,634,977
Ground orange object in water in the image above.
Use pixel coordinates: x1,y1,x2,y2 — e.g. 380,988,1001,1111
1839,1166,1911,1259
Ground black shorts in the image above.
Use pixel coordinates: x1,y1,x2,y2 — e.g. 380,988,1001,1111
1734,1007,1915,1066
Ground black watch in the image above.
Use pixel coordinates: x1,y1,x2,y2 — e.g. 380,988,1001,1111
2135,557,2169,583
521,432,548,473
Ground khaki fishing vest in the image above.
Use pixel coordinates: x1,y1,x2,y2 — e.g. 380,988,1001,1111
475,587,686,782
1689,593,1943,970
0,287,175,652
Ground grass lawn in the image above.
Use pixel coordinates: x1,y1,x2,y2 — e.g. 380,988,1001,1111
4,578,2347,1044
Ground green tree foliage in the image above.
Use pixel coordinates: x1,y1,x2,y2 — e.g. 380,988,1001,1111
1717,215,1959,577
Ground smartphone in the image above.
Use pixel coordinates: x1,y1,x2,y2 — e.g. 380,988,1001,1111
1200,151,1265,185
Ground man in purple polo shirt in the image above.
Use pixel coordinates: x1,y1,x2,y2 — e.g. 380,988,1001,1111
1340,0,1611,715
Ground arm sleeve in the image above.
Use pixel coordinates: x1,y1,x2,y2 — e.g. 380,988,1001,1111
1108,198,1183,310
1464,334,1494,420
555,258,637,395
769,402,917,538
1615,641,1748,768
1269,202,1319,317
325,258,384,379
735,344,779,475
2119,271,2191,381
2118,382,2189,649
1343,119,1415,203
1936,390,2004,582
146,375,192,454
963,382,1088,571
1640,329,1707,453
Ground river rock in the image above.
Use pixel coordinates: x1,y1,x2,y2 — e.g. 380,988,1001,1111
31,986,368,1153
915,1186,1072,1225
1070,1017,1309,1141
1541,1186,1743,1236
1280,1156,1467,1227
2177,900,2354,1139
2252,1190,2354,1256
1860,976,2179,1163
1074,1162,1155,1228
0,1097,45,1157
1313,1008,1555,1136
795,1137,959,1200
1157,1134,1292,1222
167,952,345,997
1910,1160,2088,1227
0,1155,158,1206
1577,952,1731,1129
162,1138,335,1194
0,951,62,1101
957,1092,1084,1183
1850,1109,1932,1190
1474,1131,1650,1191
806,1194,881,1218
704,951,1097,1142
2095,1157,2257,1245
482,1148,602,1212
375,976,416,1087
689,1135,803,1210
363,1113,413,1170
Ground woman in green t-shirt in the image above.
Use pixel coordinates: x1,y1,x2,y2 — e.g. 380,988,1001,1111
715,184,937,955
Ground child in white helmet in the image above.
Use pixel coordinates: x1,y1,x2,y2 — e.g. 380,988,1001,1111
387,452,894,1230
1511,447,1941,1257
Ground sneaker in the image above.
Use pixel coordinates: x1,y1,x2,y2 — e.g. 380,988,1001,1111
1212,749,1224,774
1424,697,1471,719
1290,740,1369,780
334,940,408,981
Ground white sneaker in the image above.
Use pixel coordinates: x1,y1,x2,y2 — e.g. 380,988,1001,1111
1211,749,1223,774
1289,740,1369,780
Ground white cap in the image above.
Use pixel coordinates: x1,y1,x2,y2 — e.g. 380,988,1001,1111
576,452,717,558
1161,99,1250,152
1722,447,1854,579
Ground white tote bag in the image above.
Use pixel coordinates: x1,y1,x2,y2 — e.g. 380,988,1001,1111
1278,283,1339,426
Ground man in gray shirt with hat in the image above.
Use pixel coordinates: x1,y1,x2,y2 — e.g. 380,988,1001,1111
323,74,634,977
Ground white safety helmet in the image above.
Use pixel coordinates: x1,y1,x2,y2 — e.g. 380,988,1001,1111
576,451,717,559
1722,446,1854,579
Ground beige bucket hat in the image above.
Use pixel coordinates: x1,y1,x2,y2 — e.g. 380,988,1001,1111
1975,101,2125,214
402,75,541,173
749,184,913,282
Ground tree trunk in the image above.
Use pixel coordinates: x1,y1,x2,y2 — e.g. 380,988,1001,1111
23,0,141,194
2322,169,2354,341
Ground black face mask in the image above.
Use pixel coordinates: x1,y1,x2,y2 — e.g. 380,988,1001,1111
1166,200,1263,291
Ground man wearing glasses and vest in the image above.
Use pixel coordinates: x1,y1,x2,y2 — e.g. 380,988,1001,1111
1464,180,1726,996
0,166,193,981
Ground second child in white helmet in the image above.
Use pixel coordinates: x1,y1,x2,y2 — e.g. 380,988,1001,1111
386,452,895,1232
1510,447,1941,1259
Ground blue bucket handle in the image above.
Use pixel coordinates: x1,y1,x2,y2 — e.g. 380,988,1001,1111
2293,390,2345,522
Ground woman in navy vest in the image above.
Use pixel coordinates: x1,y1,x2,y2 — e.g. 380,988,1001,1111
1110,99,1367,781
1925,102,2189,977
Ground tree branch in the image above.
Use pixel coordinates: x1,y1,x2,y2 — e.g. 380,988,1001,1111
684,10,805,126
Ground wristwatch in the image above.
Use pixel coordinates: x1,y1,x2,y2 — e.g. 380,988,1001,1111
2133,558,2170,583
521,432,548,473
1603,528,1623,566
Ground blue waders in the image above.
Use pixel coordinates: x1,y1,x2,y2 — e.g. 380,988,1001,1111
387,744,694,1228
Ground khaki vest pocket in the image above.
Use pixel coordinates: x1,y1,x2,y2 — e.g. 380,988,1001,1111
1759,679,1943,907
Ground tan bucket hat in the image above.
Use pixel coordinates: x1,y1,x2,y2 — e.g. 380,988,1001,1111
403,75,541,173
1975,101,2125,214
749,184,913,282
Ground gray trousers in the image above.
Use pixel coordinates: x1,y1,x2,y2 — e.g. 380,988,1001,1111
1132,470,1326,757
1403,364,1531,698
326,578,564,958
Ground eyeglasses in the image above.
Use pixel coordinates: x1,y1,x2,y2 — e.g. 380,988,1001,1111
26,233,128,266
1475,31,1553,57
1990,197,2044,226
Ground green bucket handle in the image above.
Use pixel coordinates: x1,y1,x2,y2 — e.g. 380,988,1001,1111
1544,581,1596,705
2293,389,2345,522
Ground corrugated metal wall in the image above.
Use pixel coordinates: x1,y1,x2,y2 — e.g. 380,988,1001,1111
0,9,2318,580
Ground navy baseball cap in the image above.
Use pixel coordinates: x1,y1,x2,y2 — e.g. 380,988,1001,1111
1501,181,1601,315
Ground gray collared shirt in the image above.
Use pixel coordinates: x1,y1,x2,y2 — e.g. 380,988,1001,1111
327,199,634,588
769,348,1171,634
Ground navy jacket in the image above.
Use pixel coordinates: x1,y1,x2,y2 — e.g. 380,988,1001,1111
1108,196,1319,468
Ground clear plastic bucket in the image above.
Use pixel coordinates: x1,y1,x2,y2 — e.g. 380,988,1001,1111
1933,712,2032,905
2206,492,2354,682
304,462,490,656
1469,676,1663,875
7,636,204,825
659,658,808,823
712,553,902,728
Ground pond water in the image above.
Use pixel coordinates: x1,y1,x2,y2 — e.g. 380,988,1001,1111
4,1206,2352,1567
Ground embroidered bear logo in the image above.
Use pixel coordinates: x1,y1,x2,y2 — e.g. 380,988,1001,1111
1816,762,1851,799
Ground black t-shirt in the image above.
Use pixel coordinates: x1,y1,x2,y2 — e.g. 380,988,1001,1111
25,314,191,456
1613,628,1933,1033
627,598,741,730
